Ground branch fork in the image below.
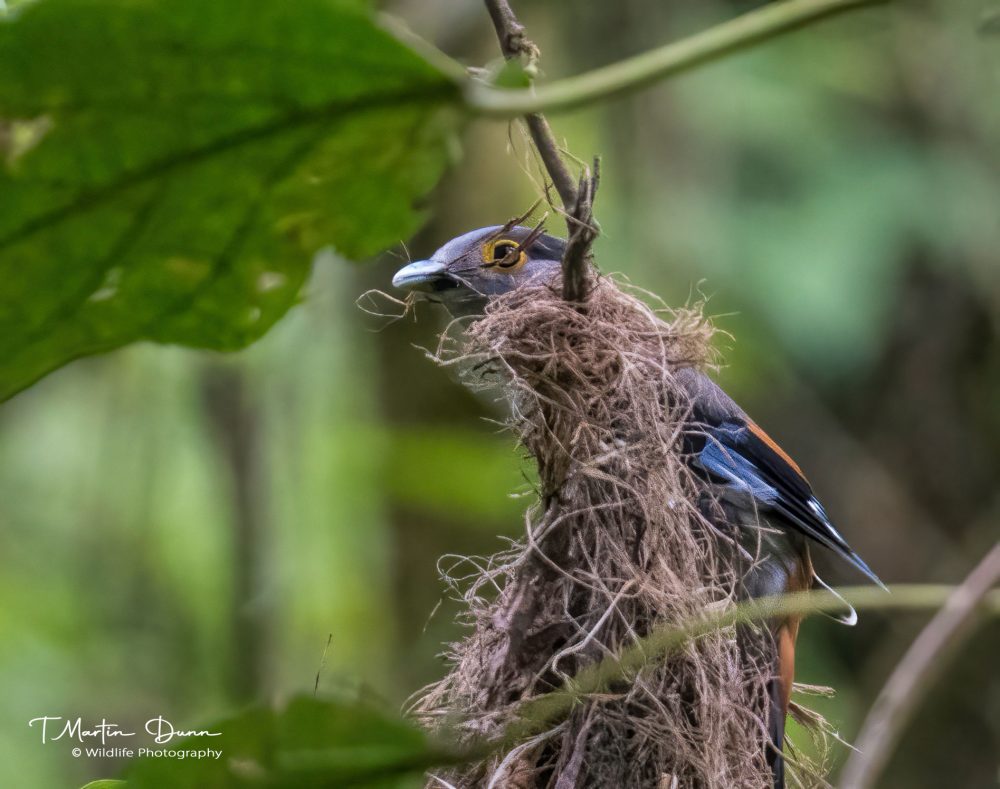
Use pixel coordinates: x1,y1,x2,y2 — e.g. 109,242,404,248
483,0,598,304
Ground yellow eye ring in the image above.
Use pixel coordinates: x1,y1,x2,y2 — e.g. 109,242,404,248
482,238,527,271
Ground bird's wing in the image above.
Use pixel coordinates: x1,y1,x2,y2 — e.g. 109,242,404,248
675,368,884,588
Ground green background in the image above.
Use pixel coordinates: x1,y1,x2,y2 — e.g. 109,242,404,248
1,0,998,786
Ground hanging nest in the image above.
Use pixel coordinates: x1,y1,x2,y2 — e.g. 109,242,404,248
410,276,827,788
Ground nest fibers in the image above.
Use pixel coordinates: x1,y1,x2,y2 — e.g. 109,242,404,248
411,277,822,788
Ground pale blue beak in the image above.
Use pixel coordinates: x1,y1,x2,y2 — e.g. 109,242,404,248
392,259,449,292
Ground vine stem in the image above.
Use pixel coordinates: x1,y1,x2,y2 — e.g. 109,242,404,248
489,583,1000,747
434,583,1000,768
468,0,891,117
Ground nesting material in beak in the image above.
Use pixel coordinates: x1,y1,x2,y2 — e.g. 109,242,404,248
392,259,451,292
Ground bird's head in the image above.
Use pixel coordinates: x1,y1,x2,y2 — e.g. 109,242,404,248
391,225,566,316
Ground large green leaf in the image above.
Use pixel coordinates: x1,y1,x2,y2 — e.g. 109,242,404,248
0,0,461,400
97,695,449,788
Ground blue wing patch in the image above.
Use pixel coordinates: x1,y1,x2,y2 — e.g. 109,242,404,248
699,437,779,504
691,420,886,589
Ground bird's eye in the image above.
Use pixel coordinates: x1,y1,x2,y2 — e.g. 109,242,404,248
483,238,527,271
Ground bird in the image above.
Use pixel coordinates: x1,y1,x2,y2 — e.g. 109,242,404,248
392,224,884,788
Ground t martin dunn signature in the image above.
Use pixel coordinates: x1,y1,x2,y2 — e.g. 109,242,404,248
28,716,222,745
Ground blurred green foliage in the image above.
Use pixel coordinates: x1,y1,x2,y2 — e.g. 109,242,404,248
1,0,998,787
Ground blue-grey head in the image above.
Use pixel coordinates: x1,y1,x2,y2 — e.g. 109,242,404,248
392,225,566,317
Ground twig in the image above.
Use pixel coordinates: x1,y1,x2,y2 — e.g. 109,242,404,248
484,0,534,61
313,633,333,696
485,724,566,789
468,0,891,116
483,0,600,302
524,115,580,222
561,159,600,302
553,709,595,789
482,0,579,221
839,544,1000,789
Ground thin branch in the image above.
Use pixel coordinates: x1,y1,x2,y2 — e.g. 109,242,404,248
484,0,533,60
524,114,580,221
482,0,579,220
483,0,600,302
468,0,891,117
839,544,1000,789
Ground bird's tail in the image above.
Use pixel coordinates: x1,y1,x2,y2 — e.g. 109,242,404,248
766,677,786,789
